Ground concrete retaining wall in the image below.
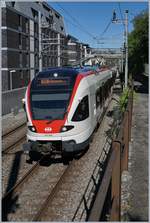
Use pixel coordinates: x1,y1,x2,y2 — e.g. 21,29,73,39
2,87,26,115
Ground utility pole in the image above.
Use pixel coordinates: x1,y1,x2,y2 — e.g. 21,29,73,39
112,9,129,88
38,11,42,71
124,10,128,88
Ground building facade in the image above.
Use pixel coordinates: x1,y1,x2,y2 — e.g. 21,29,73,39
1,1,91,115
66,35,91,66
1,1,66,92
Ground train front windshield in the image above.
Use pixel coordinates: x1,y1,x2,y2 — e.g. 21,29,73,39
30,69,78,120
31,91,71,120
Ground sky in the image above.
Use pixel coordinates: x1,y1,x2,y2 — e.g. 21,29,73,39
48,1,148,49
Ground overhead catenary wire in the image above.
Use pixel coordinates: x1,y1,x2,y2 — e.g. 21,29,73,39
99,19,112,38
118,2,125,29
55,2,98,41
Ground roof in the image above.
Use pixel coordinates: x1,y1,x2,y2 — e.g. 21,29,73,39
38,66,97,77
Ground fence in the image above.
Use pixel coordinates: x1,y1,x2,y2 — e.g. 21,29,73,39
2,87,26,115
88,89,133,221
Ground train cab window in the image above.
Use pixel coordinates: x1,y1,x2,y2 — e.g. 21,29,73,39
72,95,89,122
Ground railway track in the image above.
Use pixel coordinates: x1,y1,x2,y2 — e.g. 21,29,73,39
2,123,26,139
2,158,69,221
2,136,26,155
2,93,117,221
33,164,70,221
2,159,41,201
2,123,26,154
2,156,45,220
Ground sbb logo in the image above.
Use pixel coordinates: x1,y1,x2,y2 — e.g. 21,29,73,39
45,127,52,132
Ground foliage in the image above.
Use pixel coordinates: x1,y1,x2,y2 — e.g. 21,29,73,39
128,9,148,78
119,87,129,113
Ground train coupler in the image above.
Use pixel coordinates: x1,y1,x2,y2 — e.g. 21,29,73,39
22,142,32,154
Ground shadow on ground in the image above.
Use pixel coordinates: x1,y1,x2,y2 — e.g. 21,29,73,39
134,75,148,94
2,151,22,221
123,212,147,221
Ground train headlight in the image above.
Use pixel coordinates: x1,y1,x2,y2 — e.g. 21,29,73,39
28,126,37,132
60,125,74,132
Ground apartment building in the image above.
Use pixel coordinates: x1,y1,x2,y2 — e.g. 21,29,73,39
1,1,91,115
67,35,91,66
1,1,66,92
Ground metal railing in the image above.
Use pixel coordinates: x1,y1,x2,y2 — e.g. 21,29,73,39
89,89,133,221
72,88,133,221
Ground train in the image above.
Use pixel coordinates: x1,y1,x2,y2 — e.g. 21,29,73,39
23,65,116,160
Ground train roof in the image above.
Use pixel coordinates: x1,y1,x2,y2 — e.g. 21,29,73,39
37,66,99,78
37,67,79,79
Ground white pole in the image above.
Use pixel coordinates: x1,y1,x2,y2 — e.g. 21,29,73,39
57,33,60,67
121,48,124,73
125,10,128,88
38,11,42,71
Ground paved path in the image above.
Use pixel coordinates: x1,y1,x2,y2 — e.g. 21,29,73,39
121,83,148,221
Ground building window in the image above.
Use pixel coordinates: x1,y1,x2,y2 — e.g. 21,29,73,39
25,18,29,33
49,15,53,24
46,17,50,25
19,33,22,48
31,8,38,20
43,3,51,12
26,53,29,67
55,13,60,19
18,15,22,26
35,54,38,67
26,36,29,49
35,38,38,51
60,26,64,31
19,52,22,67
34,22,38,36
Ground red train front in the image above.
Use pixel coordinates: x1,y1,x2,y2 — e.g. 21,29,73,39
23,66,115,159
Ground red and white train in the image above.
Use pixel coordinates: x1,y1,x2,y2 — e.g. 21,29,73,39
23,66,116,159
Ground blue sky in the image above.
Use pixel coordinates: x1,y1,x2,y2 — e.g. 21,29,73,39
48,1,148,49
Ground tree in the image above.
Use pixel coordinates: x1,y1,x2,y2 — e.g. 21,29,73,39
128,10,148,78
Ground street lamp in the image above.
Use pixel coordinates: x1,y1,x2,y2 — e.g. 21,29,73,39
9,70,16,90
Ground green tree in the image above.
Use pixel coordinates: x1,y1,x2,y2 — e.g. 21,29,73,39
128,10,148,78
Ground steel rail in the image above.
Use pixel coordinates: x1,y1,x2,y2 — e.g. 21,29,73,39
2,123,26,138
2,136,26,154
2,156,44,203
33,165,70,221
33,92,115,221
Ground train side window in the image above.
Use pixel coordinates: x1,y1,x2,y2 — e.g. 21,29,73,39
100,87,103,106
72,95,89,121
96,88,100,108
